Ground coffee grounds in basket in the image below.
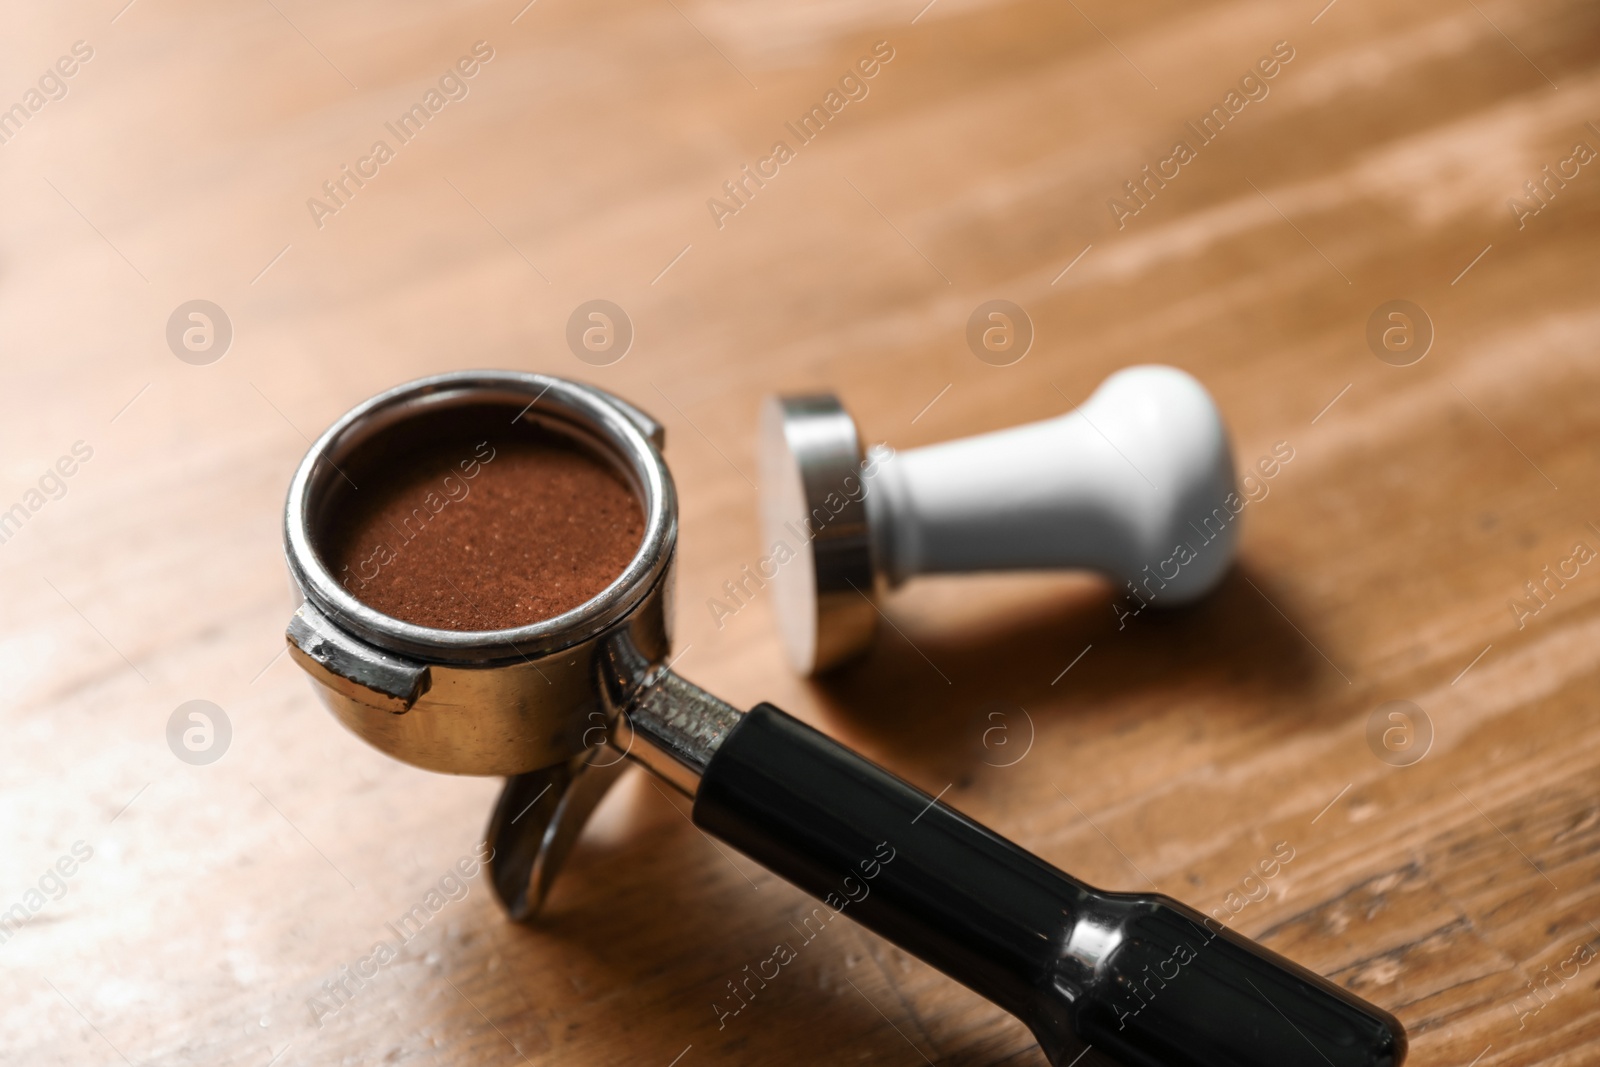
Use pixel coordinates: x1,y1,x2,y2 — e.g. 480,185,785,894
327,433,643,631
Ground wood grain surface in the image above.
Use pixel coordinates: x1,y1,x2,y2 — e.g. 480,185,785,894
2,0,1597,1064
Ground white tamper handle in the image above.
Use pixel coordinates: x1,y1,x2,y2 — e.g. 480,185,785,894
758,365,1239,674
865,365,1238,600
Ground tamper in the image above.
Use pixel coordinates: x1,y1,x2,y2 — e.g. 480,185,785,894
759,365,1239,673
282,372,1402,1067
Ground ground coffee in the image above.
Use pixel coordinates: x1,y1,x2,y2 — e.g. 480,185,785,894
326,427,643,631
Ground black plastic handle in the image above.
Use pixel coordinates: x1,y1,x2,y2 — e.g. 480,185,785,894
693,705,1405,1067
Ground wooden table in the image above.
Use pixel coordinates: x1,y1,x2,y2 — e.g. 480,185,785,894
2,0,1596,1063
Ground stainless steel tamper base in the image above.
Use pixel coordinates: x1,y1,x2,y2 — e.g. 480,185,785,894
757,395,878,675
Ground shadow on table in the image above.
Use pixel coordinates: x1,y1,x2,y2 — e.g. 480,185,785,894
808,561,1331,782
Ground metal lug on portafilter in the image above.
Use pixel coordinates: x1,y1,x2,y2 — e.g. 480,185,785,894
486,748,631,920
486,628,742,918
